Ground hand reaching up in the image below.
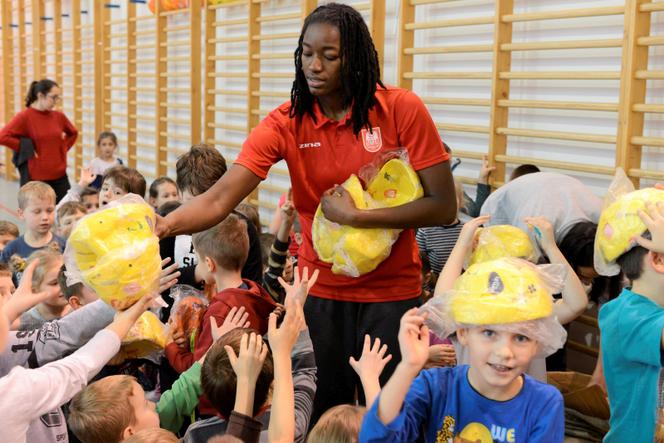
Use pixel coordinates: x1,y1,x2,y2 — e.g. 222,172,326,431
78,166,96,188
349,335,392,406
158,258,181,294
279,266,319,311
106,294,154,340
2,259,50,324
457,215,490,250
349,335,392,383
225,332,269,386
398,308,430,373
268,299,305,358
211,306,251,343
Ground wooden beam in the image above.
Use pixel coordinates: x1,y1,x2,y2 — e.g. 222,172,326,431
155,0,167,175
71,0,82,175
2,0,16,179
203,0,216,145
127,0,137,169
190,0,202,146
397,0,414,90
616,0,651,188
370,0,385,75
32,0,42,79
488,0,513,186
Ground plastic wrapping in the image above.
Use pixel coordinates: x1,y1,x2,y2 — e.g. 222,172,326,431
420,257,567,357
468,224,537,267
167,285,208,350
312,150,424,277
115,311,168,363
594,168,664,276
64,194,162,310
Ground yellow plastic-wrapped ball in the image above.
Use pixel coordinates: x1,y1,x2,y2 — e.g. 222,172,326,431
67,200,161,310
312,159,423,277
451,258,553,325
469,225,537,266
597,188,664,263
367,159,424,207
312,174,367,263
116,311,168,363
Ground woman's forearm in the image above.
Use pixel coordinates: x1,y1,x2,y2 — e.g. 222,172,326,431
162,165,262,237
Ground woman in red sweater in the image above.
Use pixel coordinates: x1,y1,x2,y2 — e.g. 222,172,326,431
0,79,78,202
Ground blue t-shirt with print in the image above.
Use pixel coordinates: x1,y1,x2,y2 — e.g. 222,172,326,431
599,287,664,442
0,234,65,263
359,364,564,443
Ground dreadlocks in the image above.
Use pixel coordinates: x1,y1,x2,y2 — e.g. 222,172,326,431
290,3,384,136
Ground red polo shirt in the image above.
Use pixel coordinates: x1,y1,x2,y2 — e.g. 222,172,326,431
236,85,449,302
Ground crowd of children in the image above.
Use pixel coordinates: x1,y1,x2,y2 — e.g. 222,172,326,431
1,3,663,443
0,127,661,443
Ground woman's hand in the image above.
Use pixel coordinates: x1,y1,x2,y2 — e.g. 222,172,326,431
320,186,359,225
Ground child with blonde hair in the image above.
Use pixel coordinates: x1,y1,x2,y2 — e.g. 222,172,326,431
0,181,65,263
308,405,366,443
360,217,567,441
14,249,69,330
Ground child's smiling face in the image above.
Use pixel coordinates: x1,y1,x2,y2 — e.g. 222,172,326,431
458,326,539,400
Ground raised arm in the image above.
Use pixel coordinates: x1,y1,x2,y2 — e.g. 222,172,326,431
525,216,588,324
434,215,490,295
157,164,262,238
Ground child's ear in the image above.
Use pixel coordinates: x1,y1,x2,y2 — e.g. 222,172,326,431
122,426,135,440
16,208,24,220
68,296,81,310
649,251,664,274
456,328,469,346
205,256,216,273
148,196,156,206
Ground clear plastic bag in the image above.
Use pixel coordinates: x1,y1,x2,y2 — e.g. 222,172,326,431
312,149,424,277
594,168,664,276
420,257,567,357
467,224,538,267
64,194,162,310
167,285,208,350
115,311,168,363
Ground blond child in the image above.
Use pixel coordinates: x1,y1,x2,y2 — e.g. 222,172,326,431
308,405,366,443
359,254,566,442
148,176,179,210
0,182,64,263
0,221,19,252
55,201,86,239
14,249,69,330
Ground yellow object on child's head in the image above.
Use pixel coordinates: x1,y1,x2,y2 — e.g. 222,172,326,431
451,258,553,325
66,197,161,310
312,158,423,277
469,225,536,266
596,188,664,263
117,311,168,362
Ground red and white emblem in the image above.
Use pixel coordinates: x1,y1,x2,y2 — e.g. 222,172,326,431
361,127,382,153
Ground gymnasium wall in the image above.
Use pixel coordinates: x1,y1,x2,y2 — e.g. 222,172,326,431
2,0,664,227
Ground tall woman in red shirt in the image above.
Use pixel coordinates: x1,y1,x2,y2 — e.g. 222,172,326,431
0,79,78,202
158,3,457,422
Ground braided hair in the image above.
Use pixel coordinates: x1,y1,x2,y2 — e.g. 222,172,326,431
290,3,384,135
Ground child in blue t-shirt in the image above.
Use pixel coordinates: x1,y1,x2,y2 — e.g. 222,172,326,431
360,218,566,443
595,195,664,442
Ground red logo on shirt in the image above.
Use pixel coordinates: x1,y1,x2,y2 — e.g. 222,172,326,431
361,127,382,152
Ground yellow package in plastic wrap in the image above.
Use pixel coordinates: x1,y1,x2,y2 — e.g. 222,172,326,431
117,311,168,363
596,187,664,271
468,224,537,266
64,194,162,310
420,257,568,357
312,156,423,277
452,258,554,324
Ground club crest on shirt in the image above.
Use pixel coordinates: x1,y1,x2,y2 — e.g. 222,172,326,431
361,127,382,152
